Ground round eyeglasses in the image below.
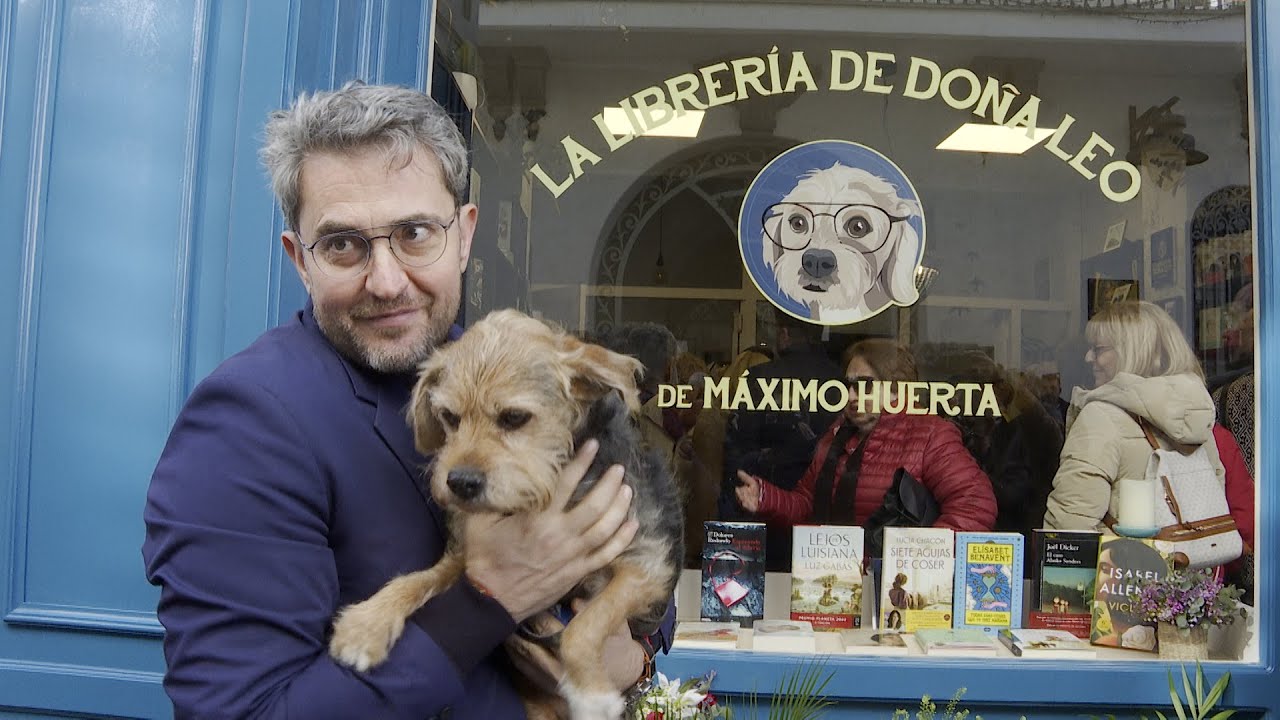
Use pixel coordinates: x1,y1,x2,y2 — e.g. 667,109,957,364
301,212,458,279
762,202,909,253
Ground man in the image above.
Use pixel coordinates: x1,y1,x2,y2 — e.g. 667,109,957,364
143,82,666,719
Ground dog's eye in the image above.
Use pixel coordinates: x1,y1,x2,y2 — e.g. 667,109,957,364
439,409,461,431
844,215,872,238
498,409,532,430
787,213,809,234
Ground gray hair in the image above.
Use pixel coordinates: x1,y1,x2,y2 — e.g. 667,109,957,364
260,81,469,230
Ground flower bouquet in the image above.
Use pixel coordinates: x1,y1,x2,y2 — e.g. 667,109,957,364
631,671,727,720
1130,568,1246,660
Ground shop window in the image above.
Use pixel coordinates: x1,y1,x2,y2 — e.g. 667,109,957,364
438,0,1257,667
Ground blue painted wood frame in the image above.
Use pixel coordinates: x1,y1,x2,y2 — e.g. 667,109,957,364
658,5,1279,716
0,1,432,717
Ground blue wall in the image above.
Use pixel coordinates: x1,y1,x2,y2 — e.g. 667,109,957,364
0,1,431,716
0,0,1273,718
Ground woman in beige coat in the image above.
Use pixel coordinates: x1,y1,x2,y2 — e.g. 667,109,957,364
1043,301,1225,531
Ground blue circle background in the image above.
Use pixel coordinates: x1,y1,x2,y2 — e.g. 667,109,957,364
738,140,926,321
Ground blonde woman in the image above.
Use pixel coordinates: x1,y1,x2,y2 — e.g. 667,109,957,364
1043,301,1225,532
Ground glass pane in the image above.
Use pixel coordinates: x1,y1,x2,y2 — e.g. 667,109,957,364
442,0,1255,659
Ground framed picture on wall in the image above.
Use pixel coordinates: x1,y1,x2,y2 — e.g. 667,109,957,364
1087,278,1140,318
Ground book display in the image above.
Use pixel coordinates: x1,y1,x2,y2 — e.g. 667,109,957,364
998,628,1097,659
913,628,998,657
1090,536,1168,652
880,528,956,632
953,532,1024,635
1028,530,1101,639
700,522,767,623
672,621,742,651
790,525,864,630
751,620,818,654
839,629,911,656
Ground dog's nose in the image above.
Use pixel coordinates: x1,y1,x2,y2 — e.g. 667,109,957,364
446,469,486,500
801,249,837,279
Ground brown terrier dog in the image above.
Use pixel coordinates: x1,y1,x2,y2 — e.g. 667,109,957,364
328,309,683,720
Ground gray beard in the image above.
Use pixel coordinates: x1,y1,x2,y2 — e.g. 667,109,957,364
316,299,457,375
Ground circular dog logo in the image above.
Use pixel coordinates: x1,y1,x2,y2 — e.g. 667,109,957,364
739,140,926,326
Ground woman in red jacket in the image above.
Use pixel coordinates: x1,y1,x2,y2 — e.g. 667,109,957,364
734,339,997,538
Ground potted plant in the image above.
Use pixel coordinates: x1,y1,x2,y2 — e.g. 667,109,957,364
1129,567,1246,660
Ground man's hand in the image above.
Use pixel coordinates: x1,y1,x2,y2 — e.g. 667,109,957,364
734,470,761,513
464,440,638,622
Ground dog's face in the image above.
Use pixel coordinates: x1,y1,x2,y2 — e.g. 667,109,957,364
763,162,921,315
406,309,643,514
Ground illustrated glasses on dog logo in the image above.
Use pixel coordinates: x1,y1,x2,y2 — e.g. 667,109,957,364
762,202,910,253
301,210,459,279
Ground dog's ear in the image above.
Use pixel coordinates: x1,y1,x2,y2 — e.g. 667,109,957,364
555,333,644,412
406,361,446,454
879,208,923,305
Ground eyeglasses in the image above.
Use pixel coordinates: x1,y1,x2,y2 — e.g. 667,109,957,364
1086,344,1114,359
763,202,910,253
845,375,877,390
300,212,458,279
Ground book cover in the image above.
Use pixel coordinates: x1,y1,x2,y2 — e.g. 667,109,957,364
913,628,997,656
790,525,864,630
953,532,1024,634
880,527,955,632
1028,530,1101,639
751,619,817,654
1090,536,1168,652
672,621,741,651
700,521,766,622
839,628,910,656
998,628,1097,659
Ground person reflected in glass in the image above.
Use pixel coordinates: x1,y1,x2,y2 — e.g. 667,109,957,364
732,339,996,546
1043,302,1254,568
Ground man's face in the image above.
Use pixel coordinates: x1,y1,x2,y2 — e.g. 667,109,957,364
283,146,476,373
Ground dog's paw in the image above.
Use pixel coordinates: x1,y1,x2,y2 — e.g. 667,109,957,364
328,601,406,672
561,681,625,720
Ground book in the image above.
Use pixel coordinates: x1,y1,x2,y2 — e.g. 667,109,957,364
953,532,1024,635
790,525,864,630
1090,536,1168,652
839,628,910,656
672,621,741,651
700,521,766,622
880,527,955,632
750,619,817,654
1028,530,1101,639
913,628,997,656
998,628,1097,659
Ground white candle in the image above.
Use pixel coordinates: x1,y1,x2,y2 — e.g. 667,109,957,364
1116,477,1157,530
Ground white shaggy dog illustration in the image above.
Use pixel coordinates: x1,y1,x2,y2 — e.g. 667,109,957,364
762,162,922,324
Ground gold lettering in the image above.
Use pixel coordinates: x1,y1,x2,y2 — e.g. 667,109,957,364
592,111,633,151
864,51,896,94
1043,112,1078,162
665,73,708,113
530,164,573,198
731,56,772,99
783,51,817,93
905,381,929,415
974,78,1018,125
704,375,730,409
756,377,781,411
903,56,941,100
700,62,735,107
940,68,981,110
793,379,819,412
1068,132,1115,181
818,379,848,413
829,50,864,91
1100,160,1142,202
929,383,960,416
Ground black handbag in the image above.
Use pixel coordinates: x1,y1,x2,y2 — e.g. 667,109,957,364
864,468,940,558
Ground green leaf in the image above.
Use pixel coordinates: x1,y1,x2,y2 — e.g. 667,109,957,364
1180,665,1195,717
1194,662,1205,713
1168,670,1188,720
1202,671,1230,713
1207,711,1236,720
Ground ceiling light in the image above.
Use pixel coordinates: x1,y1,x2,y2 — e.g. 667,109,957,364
936,123,1055,155
602,107,705,138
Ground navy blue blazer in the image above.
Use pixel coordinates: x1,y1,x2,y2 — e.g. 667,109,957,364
144,306,532,719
